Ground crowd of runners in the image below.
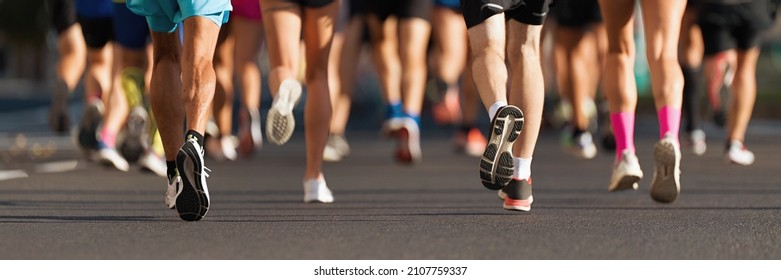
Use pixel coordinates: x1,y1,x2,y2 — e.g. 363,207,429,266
37,0,774,221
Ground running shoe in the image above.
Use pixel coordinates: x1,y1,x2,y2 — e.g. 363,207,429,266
49,79,70,134
221,136,237,161
303,177,334,203
175,136,211,221
454,127,487,157
266,79,302,145
77,99,104,155
95,143,130,172
650,134,681,203
119,106,150,163
725,140,754,166
395,117,422,164
479,105,523,190
608,149,643,192
429,79,462,126
165,174,181,209
688,129,707,156
238,107,263,157
498,178,533,212
138,150,166,177
563,131,597,160
323,134,351,162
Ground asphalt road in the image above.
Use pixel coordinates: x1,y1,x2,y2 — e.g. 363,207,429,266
0,107,779,260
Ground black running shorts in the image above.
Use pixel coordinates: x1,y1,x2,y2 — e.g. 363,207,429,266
78,16,114,48
553,0,600,27
366,0,434,21
461,0,554,29
49,0,77,35
283,0,335,8
698,0,772,55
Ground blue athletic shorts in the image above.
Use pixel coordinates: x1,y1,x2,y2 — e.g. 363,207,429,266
126,0,232,33
76,0,114,18
114,3,150,49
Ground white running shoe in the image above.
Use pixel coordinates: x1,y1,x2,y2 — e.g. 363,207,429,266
138,151,166,177
608,149,643,192
221,136,237,161
266,79,302,145
650,134,681,203
564,131,597,160
165,175,181,209
303,177,334,203
689,129,707,156
395,118,422,164
725,140,754,166
95,146,130,172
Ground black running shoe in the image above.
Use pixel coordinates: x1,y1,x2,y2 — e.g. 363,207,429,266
175,136,211,221
479,105,523,190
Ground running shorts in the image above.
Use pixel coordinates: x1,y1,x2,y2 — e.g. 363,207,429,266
461,0,554,29
553,0,600,27
114,2,150,49
49,0,78,35
126,0,232,33
78,16,114,48
232,0,262,21
280,0,336,9
698,0,772,55
366,0,434,21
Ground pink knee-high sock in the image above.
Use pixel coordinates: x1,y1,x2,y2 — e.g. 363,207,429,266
611,112,635,162
658,106,681,143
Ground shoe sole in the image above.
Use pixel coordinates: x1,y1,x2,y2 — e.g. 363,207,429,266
503,195,533,212
650,140,680,203
395,119,422,164
49,79,70,134
480,106,523,190
175,143,210,221
78,102,103,154
608,175,641,192
266,81,302,145
120,107,149,163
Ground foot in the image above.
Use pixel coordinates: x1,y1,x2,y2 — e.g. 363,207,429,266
175,137,211,221
238,107,263,157
77,99,104,155
479,105,523,190
725,140,754,166
688,129,707,156
138,150,166,177
394,118,422,164
608,149,643,192
165,175,181,209
49,79,70,134
650,134,681,203
323,134,351,162
454,127,487,157
95,143,130,172
563,131,597,160
119,106,150,163
266,79,302,145
498,178,533,212
303,177,334,203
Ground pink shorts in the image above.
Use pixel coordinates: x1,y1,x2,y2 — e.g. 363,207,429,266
231,0,262,21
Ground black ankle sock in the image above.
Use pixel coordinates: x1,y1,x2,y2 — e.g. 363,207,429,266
186,130,204,147
166,160,177,180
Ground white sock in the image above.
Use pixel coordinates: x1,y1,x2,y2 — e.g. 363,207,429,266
513,157,532,180
488,101,508,120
